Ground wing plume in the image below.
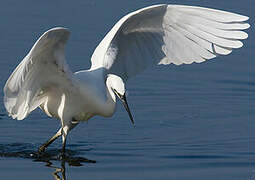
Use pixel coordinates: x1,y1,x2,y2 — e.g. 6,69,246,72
90,4,250,81
4,27,73,120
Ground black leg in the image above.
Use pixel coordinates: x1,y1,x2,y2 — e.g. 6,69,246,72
59,122,78,159
60,137,66,159
60,126,68,159
38,128,62,153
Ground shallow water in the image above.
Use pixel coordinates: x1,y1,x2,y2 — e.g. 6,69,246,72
0,0,255,179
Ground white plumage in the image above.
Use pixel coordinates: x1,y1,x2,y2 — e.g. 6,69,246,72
3,4,250,155
91,5,249,79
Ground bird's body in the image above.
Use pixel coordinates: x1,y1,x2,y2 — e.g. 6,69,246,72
40,69,118,125
3,4,250,155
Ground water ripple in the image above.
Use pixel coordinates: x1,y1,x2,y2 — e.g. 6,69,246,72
0,143,96,166
0,113,7,119
160,155,235,159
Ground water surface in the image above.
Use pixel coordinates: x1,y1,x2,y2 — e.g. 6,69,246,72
0,0,255,179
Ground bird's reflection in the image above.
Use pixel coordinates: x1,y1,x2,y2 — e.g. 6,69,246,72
48,161,66,180
0,143,96,180
37,155,96,180
53,167,65,180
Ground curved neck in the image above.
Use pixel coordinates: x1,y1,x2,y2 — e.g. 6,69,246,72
74,69,117,117
96,77,116,117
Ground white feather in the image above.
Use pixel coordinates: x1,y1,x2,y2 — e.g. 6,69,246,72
4,27,74,120
91,4,250,81
3,4,250,151
3,4,250,126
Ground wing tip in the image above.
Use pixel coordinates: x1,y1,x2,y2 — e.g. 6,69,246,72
245,22,251,30
47,27,70,33
31,27,71,52
45,27,70,39
241,15,250,22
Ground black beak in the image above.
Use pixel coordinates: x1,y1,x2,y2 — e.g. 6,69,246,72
115,92,135,126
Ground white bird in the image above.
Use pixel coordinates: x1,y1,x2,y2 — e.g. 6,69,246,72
4,4,250,156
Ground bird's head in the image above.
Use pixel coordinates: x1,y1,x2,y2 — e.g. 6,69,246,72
106,74,135,126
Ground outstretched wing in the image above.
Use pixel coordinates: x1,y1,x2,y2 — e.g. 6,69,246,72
90,4,250,81
4,27,75,120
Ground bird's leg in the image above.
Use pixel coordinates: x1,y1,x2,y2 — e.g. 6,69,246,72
60,126,69,159
60,122,78,159
38,128,62,154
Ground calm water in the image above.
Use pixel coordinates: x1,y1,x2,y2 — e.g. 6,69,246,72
0,0,255,179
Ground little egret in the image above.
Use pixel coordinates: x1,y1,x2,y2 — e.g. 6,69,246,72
4,4,250,155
